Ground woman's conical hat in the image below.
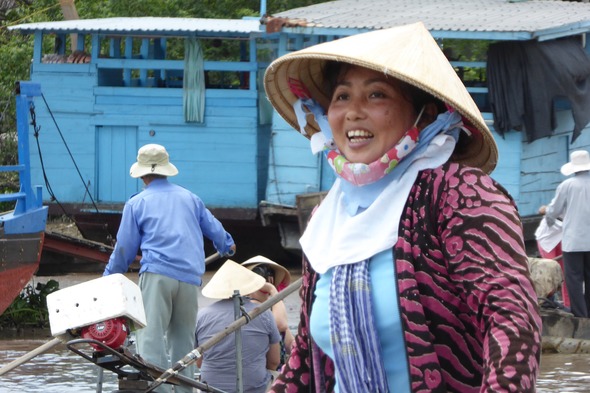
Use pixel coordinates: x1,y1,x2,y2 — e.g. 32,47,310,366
241,255,291,289
264,22,497,174
201,260,266,299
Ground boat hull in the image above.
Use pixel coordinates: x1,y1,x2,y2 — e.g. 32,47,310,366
0,230,45,315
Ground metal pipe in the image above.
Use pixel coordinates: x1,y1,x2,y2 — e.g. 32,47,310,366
260,0,267,16
95,367,103,393
233,291,244,393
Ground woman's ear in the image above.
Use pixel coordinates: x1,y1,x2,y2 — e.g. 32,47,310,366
418,102,439,130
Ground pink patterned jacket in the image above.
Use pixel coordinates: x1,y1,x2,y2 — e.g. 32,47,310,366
270,162,542,393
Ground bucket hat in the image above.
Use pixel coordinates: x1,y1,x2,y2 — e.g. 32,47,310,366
561,150,590,176
241,255,291,289
129,144,179,178
264,22,498,174
201,260,266,299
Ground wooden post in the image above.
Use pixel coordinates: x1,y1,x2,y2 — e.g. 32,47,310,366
59,0,79,51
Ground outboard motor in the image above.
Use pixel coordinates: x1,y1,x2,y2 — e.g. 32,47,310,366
80,317,129,351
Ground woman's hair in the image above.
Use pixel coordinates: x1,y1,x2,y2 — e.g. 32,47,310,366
141,174,166,181
323,61,446,118
252,265,274,281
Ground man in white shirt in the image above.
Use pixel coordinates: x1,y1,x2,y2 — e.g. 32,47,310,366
544,150,590,318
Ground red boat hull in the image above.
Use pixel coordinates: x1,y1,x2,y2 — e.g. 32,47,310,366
0,231,45,315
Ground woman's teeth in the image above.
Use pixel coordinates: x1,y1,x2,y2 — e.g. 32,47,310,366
347,130,373,141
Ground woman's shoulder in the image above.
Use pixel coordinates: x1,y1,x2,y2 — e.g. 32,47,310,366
416,162,515,202
416,162,487,189
422,161,488,178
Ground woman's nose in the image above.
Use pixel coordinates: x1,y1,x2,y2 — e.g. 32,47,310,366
345,99,366,121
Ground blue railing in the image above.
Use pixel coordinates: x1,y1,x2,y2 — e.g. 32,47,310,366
0,82,45,216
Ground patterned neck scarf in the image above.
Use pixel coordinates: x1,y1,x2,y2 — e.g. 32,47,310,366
293,96,426,187
325,107,424,186
329,260,389,392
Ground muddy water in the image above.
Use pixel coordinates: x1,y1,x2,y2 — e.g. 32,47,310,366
2,340,589,392
1,273,590,392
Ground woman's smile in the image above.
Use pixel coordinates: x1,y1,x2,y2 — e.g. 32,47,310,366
347,129,374,145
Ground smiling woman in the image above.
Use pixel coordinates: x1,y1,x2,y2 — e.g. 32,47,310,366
264,22,542,393
324,63,446,167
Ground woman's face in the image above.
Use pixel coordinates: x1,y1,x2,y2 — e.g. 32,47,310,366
327,66,418,164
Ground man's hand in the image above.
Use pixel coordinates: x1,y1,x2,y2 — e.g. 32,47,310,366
228,244,236,256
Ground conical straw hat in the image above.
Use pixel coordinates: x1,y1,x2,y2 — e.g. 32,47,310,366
264,22,497,174
201,260,266,299
241,255,291,289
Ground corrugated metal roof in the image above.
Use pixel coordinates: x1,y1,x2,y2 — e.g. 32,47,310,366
8,17,263,36
267,0,590,40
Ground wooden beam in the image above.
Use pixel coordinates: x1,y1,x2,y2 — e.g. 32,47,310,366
59,0,79,51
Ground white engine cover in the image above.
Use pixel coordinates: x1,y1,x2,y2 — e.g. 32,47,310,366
47,273,147,338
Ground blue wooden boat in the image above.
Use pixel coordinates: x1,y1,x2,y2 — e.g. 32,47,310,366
0,82,48,315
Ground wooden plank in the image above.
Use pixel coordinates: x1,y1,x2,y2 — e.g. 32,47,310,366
490,129,521,204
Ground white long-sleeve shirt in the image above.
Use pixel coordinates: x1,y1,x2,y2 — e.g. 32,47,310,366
545,171,590,252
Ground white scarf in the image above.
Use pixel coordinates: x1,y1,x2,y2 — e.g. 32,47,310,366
300,133,456,274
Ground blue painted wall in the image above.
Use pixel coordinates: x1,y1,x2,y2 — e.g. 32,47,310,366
26,39,269,212
20,25,590,223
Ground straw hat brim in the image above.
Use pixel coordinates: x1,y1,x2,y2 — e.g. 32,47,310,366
241,255,291,288
201,260,266,299
264,22,498,174
561,161,590,176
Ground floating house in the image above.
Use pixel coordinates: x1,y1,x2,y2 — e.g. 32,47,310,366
8,0,590,260
7,16,294,261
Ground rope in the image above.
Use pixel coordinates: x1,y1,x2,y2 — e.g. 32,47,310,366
30,101,70,217
38,93,100,213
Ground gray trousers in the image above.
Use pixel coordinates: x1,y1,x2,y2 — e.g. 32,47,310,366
562,251,590,318
137,272,198,393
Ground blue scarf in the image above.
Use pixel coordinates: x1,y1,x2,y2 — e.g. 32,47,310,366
330,260,389,392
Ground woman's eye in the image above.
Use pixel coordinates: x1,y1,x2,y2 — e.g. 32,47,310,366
370,91,386,98
334,93,349,101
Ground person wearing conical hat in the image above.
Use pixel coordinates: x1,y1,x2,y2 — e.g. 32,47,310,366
543,150,590,318
264,22,541,392
196,260,281,393
242,255,295,368
103,144,236,393
242,255,292,291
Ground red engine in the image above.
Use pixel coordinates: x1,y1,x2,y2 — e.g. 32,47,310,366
81,317,128,351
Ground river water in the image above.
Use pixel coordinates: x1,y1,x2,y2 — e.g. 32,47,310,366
1,273,589,392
